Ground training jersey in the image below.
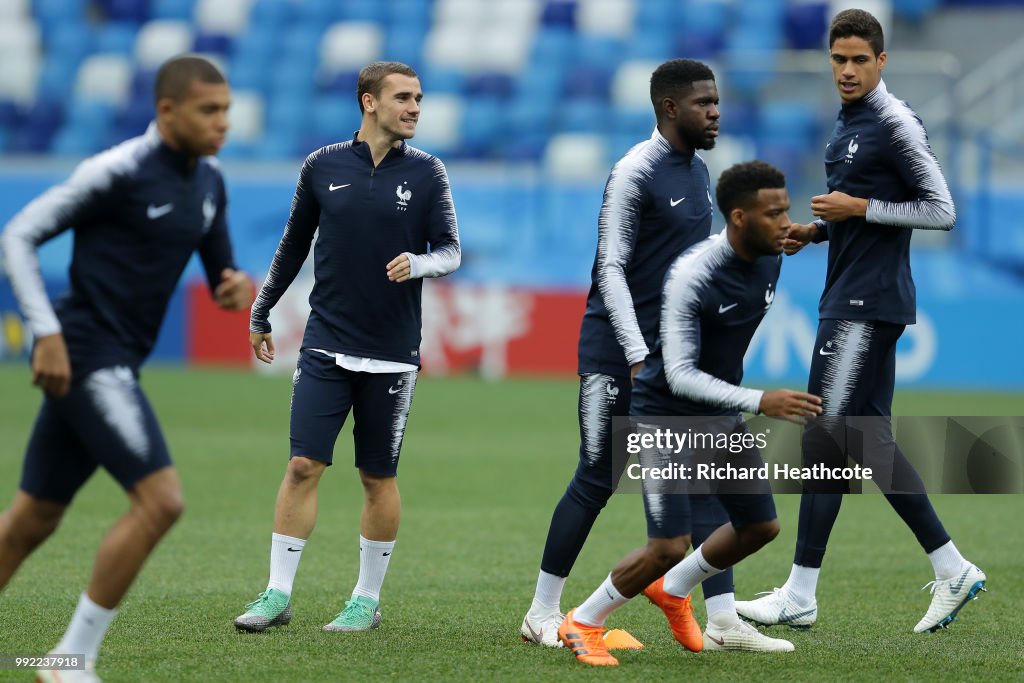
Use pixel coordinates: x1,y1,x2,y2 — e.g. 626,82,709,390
633,231,781,417
813,79,955,324
578,128,714,375
0,123,236,375
249,133,461,367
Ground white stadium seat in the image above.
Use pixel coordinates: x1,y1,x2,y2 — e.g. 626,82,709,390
0,0,30,21
135,20,194,70
409,94,463,152
195,0,254,36
611,60,662,109
227,90,264,143
320,22,383,74
75,55,133,105
577,0,636,38
544,133,608,180
0,53,39,104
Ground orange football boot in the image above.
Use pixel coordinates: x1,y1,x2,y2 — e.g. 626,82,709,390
558,609,619,666
643,576,703,652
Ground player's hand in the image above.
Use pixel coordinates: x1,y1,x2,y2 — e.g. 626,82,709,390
759,389,823,425
215,268,254,310
783,223,818,255
630,362,644,381
386,254,413,283
32,333,71,397
250,331,275,364
810,191,868,222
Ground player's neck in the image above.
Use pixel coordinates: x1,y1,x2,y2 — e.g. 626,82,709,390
356,125,403,167
656,122,694,156
155,122,198,168
726,225,757,263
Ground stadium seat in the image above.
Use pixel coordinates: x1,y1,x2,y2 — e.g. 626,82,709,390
320,22,383,75
492,0,543,30
564,65,610,100
541,1,576,28
424,25,475,72
34,0,87,25
409,94,463,156
37,55,81,100
248,0,290,27
51,125,104,156
95,21,139,55
227,90,264,144
310,94,361,142
97,0,150,23
9,98,63,154
386,0,432,27
338,0,387,23
610,60,661,109
786,1,828,50
193,32,232,57
135,20,194,70
576,0,635,38
151,0,196,21
457,96,503,158
75,55,133,106
558,97,608,134
543,132,608,180
195,0,253,36
433,0,488,27
0,52,39,105
0,0,30,20
383,23,426,69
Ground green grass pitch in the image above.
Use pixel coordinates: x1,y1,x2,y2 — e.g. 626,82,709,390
0,365,1021,681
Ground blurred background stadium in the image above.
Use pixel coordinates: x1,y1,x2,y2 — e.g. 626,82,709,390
0,0,1022,391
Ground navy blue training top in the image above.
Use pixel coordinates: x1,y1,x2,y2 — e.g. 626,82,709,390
0,123,236,376
812,79,955,325
633,232,781,417
249,134,461,366
578,128,714,376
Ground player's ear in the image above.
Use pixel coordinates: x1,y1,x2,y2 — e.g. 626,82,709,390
156,96,176,120
362,92,376,114
877,51,887,71
730,207,745,229
660,97,677,120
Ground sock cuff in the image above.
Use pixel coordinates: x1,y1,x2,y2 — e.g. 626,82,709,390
694,545,722,572
81,593,117,618
272,532,306,547
360,535,396,551
604,574,626,601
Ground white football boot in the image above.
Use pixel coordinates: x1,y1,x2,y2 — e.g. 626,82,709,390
735,587,817,630
914,563,987,633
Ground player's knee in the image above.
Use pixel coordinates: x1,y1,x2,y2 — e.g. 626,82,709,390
742,519,780,548
286,455,327,486
358,470,396,496
137,490,185,535
4,496,65,546
647,536,690,573
566,477,613,512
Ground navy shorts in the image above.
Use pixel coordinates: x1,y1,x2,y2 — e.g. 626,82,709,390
20,366,173,505
289,350,417,476
637,419,777,538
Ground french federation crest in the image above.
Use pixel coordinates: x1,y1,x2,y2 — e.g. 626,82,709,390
396,183,412,211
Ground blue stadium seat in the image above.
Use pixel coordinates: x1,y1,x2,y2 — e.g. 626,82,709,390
634,0,674,29
96,0,151,23
323,70,360,95
505,97,554,137
51,126,104,156
249,0,292,27
557,97,607,134
35,0,87,27
530,27,574,65
625,30,671,61
541,0,576,28
292,0,335,28
193,32,233,57
151,0,196,21
281,26,323,66
231,25,274,69
385,0,431,28
310,94,361,141
575,35,624,72
46,21,95,62
758,100,819,148
724,49,780,96
383,23,425,69
420,68,467,95
266,97,309,137
228,60,268,94
675,0,728,58
9,102,63,153
95,22,140,55
785,1,828,50
128,69,158,107
465,73,516,99
894,0,942,22
0,100,21,129
611,108,654,140
38,55,85,101
563,65,610,100
338,0,386,23
458,96,503,159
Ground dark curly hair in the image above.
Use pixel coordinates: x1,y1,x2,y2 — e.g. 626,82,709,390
715,161,786,221
829,8,884,56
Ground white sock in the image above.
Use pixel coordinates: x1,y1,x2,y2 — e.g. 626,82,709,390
532,570,566,611
352,535,394,602
574,574,631,627
267,532,306,596
928,540,966,580
663,545,723,598
782,564,819,607
704,592,737,625
54,593,117,663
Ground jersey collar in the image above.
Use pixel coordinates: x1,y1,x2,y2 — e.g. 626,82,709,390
351,131,408,166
